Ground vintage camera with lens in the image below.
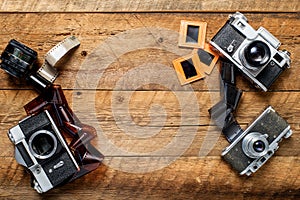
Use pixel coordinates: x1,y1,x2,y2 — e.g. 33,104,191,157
222,106,292,175
210,12,291,91
0,39,59,91
8,110,80,193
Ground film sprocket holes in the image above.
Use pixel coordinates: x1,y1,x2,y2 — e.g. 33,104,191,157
192,43,219,75
218,60,243,111
222,106,292,176
8,110,80,193
0,36,80,91
33,36,80,89
208,60,243,130
178,20,207,49
210,12,291,91
172,53,205,85
0,39,56,90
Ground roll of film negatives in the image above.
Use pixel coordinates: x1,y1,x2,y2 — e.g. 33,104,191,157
209,59,243,143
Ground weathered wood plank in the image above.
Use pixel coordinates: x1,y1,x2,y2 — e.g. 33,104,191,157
0,5,298,199
0,157,299,199
0,90,299,158
2,123,298,158
1,90,300,126
0,13,298,91
0,0,299,12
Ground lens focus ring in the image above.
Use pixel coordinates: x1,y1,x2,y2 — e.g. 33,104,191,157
242,41,271,70
242,132,269,158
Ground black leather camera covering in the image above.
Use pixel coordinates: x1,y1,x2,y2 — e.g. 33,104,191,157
211,19,246,56
19,112,50,137
43,151,78,186
18,111,79,187
256,61,284,89
24,85,104,184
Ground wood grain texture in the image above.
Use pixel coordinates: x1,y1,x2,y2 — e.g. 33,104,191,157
0,0,299,12
1,90,300,126
0,90,299,158
0,157,299,199
0,13,298,91
0,2,299,199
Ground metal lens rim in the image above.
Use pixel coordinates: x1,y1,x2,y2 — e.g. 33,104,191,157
28,130,58,160
242,132,269,158
241,41,271,70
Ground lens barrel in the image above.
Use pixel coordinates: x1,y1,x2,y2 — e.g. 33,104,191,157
242,132,269,158
243,41,271,70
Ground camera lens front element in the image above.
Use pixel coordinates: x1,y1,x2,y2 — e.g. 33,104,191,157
253,140,266,152
242,132,269,158
243,41,271,69
29,130,57,160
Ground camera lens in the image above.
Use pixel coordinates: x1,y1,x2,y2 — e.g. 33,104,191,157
242,132,269,158
244,41,271,68
29,130,57,159
253,140,265,152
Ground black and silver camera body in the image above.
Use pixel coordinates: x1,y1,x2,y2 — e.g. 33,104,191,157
222,106,292,175
8,110,79,193
210,12,291,91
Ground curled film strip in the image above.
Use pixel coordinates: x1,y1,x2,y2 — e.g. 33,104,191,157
36,36,80,84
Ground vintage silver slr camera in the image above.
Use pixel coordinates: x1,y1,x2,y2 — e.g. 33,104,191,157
222,106,292,175
8,110,79,193
210,12,291,91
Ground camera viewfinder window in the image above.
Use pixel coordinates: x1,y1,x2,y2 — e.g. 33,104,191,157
186,25,199,43
274,53,283,63
181,59,197,79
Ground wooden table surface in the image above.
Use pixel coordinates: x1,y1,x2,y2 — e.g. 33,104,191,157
0,1,299,199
